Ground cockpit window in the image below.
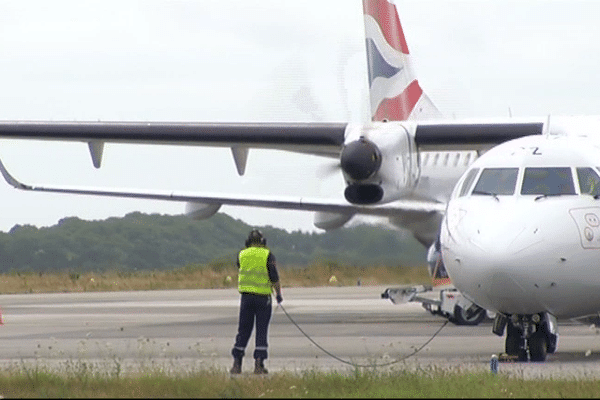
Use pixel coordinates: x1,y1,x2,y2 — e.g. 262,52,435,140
458,168,479,197
472,168,518,196
577,167,600,196
521,167,575,195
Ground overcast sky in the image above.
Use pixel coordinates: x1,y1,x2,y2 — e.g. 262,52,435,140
0,0,599,233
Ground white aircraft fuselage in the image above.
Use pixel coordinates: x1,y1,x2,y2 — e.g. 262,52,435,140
441,127,600,320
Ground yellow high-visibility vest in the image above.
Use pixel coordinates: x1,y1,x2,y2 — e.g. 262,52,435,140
238,246,272,295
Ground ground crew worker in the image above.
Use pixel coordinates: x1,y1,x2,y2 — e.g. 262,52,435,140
230,229,282,374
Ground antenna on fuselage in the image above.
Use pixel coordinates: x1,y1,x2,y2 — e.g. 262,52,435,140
543,115,551,136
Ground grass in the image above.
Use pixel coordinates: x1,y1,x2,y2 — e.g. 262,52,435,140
0,261,431,294
0,364,598,398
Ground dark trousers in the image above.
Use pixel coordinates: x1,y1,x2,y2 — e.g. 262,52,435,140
231,292,272,360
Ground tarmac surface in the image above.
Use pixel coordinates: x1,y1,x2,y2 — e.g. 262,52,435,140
1,285,600,379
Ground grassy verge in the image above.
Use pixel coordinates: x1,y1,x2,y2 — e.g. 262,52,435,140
0,365,596,398
0,262,430,294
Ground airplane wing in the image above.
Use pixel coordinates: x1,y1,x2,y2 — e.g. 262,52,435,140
0,119,543,163
0,121,347,155
0,156,446,216
0,120,542,148
414,120,544,152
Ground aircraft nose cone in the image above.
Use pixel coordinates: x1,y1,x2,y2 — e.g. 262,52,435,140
444,197,587,315
446,236,545,314
443,199,546,313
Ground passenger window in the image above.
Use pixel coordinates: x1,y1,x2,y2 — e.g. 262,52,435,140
521,167,575,195
458,168,479,197
577,167,600,196
472,168,518,196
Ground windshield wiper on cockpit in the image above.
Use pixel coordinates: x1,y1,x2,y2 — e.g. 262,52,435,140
583,193,600,200
472,190,499,201
534,193,569,201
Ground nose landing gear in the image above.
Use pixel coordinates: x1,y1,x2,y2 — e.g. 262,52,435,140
493,312,558,362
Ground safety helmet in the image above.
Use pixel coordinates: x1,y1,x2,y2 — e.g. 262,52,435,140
245,229,266,247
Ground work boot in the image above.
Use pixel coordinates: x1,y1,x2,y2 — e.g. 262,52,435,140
254,358,268,374
230,357,242,374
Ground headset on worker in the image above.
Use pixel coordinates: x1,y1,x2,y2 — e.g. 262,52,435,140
245,229,267,247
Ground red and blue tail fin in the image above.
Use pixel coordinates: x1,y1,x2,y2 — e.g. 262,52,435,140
363,0,442,121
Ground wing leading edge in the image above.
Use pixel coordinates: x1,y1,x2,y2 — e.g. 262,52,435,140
0,119,543,152
0,121,346,152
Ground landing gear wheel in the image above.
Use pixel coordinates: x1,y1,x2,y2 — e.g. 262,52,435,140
528,331,548,362
452,305,486,326
505,324,528,361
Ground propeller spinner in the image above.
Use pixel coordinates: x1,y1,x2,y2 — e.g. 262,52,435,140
340,137,382,181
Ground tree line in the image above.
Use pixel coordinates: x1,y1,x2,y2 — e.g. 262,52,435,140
0,212,426,273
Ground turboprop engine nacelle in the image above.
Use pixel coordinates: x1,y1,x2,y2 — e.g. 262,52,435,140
341,122,418,205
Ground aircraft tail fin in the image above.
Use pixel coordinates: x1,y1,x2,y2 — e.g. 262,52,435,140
363,0,442,121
